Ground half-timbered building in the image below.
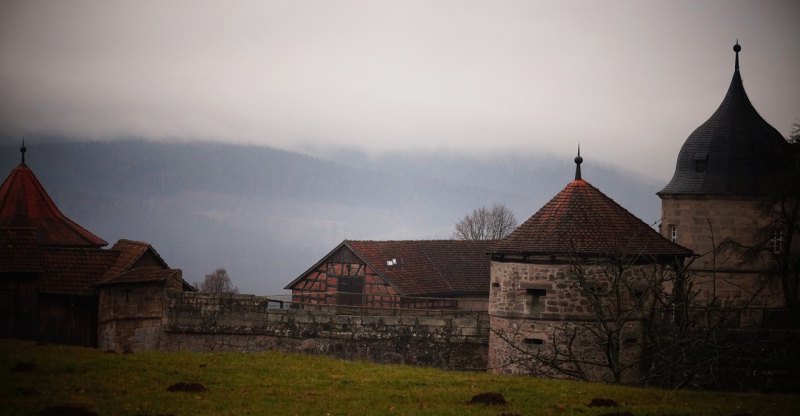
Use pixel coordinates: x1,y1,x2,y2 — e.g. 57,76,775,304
286,240,493,310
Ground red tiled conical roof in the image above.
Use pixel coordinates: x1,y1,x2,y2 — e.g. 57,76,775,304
0,160,107,248
489,178,691,259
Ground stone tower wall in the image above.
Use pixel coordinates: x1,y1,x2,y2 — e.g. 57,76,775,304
488,260,647,383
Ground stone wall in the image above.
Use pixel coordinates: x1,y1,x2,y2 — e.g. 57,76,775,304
660,196,793,310
159,292,489,370
488,260,648,383
98,276,184,353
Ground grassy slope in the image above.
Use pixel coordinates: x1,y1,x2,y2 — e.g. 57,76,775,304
1,340,797,416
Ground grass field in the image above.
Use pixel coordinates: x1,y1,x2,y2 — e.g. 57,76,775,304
1,340,797,416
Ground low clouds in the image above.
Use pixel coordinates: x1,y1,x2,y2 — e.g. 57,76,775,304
1,1,798,179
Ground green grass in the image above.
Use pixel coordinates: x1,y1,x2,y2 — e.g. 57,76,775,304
1,340,797,416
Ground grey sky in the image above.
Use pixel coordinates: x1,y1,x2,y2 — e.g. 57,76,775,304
1,0,798,179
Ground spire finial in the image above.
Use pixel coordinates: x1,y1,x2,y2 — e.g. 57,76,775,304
574,145,583,180
733,40,741,71
20,139,26,165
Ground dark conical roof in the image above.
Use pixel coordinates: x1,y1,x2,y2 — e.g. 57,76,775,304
0,148,107,247
659,43,791,197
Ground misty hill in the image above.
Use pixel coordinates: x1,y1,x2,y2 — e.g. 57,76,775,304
0,140,665,294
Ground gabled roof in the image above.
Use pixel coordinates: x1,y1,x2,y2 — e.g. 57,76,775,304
287,240,493,297
97,268,183,286
0,152,107,247
490,158,691,259
39,247,119,295
99,239,171,284
659,43,792,197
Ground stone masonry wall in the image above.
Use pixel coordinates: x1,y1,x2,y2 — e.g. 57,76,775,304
489,260,646,383
660,197,792,311
159,292,489,370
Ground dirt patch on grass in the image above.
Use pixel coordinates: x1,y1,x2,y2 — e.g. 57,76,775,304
39,405,98,416
588,398,618,407
469,392,506,406
10,361,36,372
167,382,208,392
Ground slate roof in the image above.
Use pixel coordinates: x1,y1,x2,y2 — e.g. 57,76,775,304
0,161,107,247
489,178,692,259
659,43,792,197
287,240,494,297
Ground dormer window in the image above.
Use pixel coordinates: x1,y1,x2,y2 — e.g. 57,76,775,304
693,152,708,172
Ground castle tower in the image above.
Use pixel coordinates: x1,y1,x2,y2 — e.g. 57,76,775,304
658,43,797,326
488,153,690,382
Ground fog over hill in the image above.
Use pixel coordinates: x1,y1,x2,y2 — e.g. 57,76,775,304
0,140,665,294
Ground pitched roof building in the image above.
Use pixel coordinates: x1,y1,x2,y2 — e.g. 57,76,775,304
286,239,493,310
490,152,691,261
0,145,190,348
488,154,691,381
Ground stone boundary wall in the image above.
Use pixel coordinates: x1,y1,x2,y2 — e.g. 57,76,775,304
159,292,489,370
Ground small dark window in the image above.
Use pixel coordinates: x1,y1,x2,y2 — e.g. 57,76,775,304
524,338,544,345
769,227,785,254
492,282,500,288
526,288,546,297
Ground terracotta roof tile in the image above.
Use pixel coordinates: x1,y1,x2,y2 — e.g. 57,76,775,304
99,267,182,286
489,179,692,259
0,227,43,273
39,247,119,295
0,163,107,247
344,240,493,296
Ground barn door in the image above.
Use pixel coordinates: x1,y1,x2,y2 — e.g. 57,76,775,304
337,276,364,306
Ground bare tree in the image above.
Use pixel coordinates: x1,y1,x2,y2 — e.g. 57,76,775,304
196,268,239,294
790,120,800,144
454,203,517,240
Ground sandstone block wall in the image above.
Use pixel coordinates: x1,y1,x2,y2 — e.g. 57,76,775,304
159,292,489,370
660,197,792,310
489,261,646,382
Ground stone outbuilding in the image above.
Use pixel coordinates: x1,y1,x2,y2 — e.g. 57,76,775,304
0,145,192,350
658,43,799,328
487,154,691,382
286,240,493,310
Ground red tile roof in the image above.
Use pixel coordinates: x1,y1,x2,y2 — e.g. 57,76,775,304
0,163,107,247
39,247,119,295
0,228,43,273
489,179,692,259
289,240,493,297
99,267,182,286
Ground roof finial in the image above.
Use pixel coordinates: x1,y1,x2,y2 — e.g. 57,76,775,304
733,39,741,71
20,139,26,165
574,144,583,180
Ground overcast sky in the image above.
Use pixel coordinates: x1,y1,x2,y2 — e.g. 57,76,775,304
1,0,798,179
